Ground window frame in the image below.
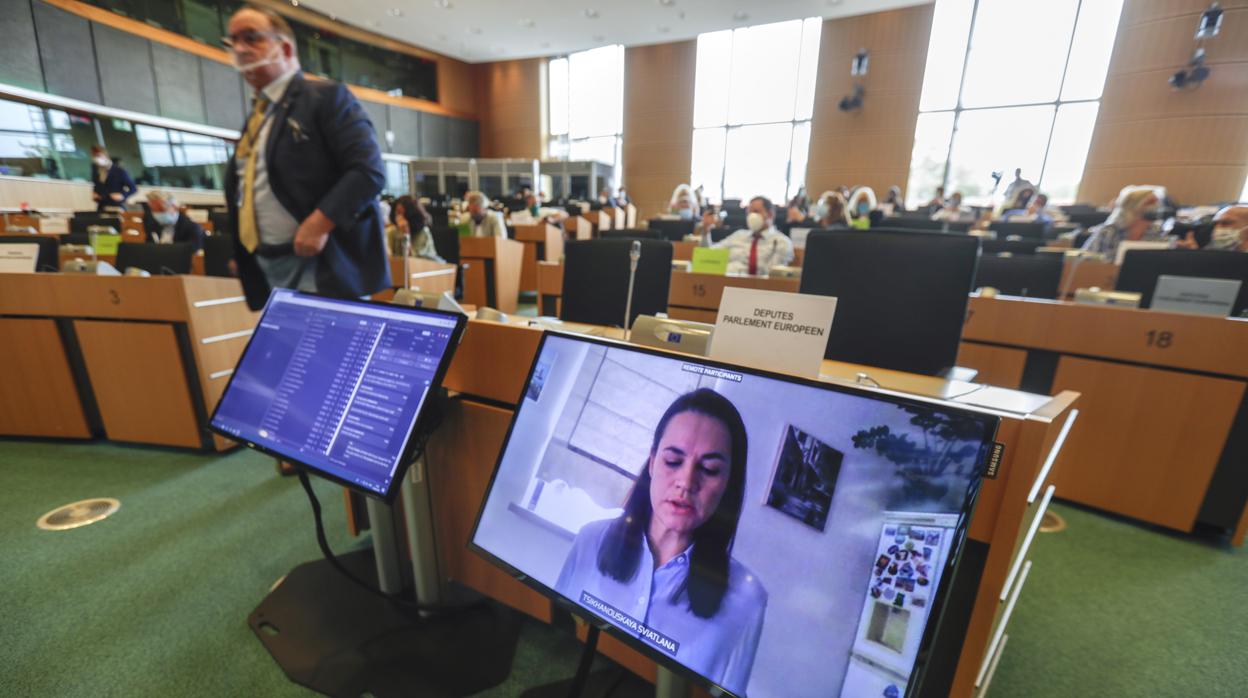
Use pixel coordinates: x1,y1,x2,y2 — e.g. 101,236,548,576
546,46,626,188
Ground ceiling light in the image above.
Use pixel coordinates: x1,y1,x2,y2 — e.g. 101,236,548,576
733,11,749,21
659,0,676,6
468,26,483,34
593,34,605,42
437,33,447,41
388,8,403,17
540,42,551,49
657,25,670,33
678,11,685,19
584,9,600,19
433,0,452,8
520,18,536,28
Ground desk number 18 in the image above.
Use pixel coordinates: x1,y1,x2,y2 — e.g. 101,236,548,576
1146,330,1173,348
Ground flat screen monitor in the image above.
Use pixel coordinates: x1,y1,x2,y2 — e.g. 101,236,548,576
114,241,195,275
975,254,1063,299
471,333,1000,698
1117,249,1248,315
209,289,467,501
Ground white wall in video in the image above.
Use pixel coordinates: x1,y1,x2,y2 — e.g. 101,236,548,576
473,336,990,697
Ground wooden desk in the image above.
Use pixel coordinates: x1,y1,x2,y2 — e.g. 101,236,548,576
536,261,563,317
513,223,564,293
603,206,626,230
1058,258,1117,298
58,251,207,275
671,240,696,261
667,270,801,323
372,256,457,301
395,318,1078,697
459,236,523,314
957,295,1248,544
0,274,257,450
564,216,592,241
587,209,612,234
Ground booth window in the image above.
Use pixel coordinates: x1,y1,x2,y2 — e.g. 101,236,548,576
690,17,821,206
548,45,625,188
905,0,1124,206
0,96,230,190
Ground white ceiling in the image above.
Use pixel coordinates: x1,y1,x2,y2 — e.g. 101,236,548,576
299,0,931,63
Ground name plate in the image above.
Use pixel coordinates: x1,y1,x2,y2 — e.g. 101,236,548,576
691,247,729,275
710,287,837,379
0,243,39,273
1151,275,1242,317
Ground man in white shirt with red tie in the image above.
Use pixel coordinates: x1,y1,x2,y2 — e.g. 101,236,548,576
712,196,795,275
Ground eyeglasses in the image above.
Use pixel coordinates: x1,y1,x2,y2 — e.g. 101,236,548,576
221,30,280,49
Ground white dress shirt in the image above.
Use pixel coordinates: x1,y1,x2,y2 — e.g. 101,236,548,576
235,67,316,291
713,226,795,275
470,210,508,238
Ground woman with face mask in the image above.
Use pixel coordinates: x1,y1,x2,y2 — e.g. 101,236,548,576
1081,185,1171,259
811,191,851,228
846,186,877,230
90,145,137,212
144,191,205,252
669,184,700,220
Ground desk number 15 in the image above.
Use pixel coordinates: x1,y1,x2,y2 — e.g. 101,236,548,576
1146,330,1173,348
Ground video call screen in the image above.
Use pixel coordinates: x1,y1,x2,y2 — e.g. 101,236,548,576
472,334,1000,698
210,289,463,500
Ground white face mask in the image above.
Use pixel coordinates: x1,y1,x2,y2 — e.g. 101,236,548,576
677,208,694,220
153,211,178,226
231,44,283,73
747,212,766,232
812,202,829,220
93,156,111,168
1212,226,1243,246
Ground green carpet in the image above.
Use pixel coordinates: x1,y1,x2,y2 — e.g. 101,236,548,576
2,439,1245,696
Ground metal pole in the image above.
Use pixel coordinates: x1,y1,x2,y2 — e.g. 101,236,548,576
655,666,690,698
401,453,443,612
364,498,404,594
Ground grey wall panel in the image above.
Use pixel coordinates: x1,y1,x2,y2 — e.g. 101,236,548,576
387,105,420,156
152,43,204,124
420,112,448,157
359,99,390,153
0,0,44,91
32,3,100,103
447,117,479,157
92,23,157,114
200,58,245,130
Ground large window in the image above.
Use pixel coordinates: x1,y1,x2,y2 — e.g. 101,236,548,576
0,96,230,190
905,0,1123,206
548,45,625,190
690,18,821,206
83,0,438,101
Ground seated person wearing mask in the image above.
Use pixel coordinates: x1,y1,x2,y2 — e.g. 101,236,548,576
811,190,851,228
386,195,442,261
1002,191,1061,225
880,185,905,215
669,183,700,220
90,145,137,212
597,187,618,208
847,186,877,229
1179,205,1248,252
144,191,205,251
712,196,794,275
932,192,969,222
465,191,507,237
1081,185,1169,259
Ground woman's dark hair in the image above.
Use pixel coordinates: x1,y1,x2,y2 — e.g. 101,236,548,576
596,388,749,618
391,195,431,228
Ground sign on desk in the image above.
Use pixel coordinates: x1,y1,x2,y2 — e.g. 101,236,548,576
710,287,837,379
691,247,729,275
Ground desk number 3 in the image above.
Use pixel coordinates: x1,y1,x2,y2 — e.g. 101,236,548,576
1146,330,1173,348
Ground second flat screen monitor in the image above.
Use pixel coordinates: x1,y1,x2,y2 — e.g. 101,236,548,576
471,334,1000,698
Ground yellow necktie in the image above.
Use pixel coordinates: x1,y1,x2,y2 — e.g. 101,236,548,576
235,95,270,253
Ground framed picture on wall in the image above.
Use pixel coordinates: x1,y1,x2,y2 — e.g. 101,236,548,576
766,424,844,531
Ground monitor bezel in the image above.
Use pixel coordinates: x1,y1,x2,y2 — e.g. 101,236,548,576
468,330,1002,698
207,288,467,503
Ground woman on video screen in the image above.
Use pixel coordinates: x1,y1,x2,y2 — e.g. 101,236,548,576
556,388,767,695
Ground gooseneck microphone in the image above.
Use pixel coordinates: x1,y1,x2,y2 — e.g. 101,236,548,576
624,239,641,339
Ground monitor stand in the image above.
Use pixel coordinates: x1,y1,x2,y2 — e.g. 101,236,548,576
247,454,521,697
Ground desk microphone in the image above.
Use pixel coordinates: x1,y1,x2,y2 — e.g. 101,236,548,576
624,240,641,339
402,231,412,291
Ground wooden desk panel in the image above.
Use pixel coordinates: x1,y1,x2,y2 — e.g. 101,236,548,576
73,320,203,449
385,257,457,296
956,342,1027,389
442,320,544,405
671,240,695,261
537,261,563,317
565,216,592,241
460,237,523,314
1049,356,1243,532
667,271,801,322
0,318,91,438
426,398,551,623
514,223,564,292
0,274,191,321
963,296,1248,379
1058,258,1117,298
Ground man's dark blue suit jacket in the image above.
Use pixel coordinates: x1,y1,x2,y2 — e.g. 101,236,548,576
225,72,391,310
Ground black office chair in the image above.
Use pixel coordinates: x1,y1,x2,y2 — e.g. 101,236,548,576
202,234,235,277
710,226,735,243
70,213,122,235
989,221,1048,240
1064,210,1110,228
982,239,1043,255
882,216,946,232
114,242,195,275
209,210,232,238
429,225,463,298
800,229,981,377
975,254,1063,299
560,239,673,328
0,235,59,271
647,219,696,241
1117,249,1248,315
